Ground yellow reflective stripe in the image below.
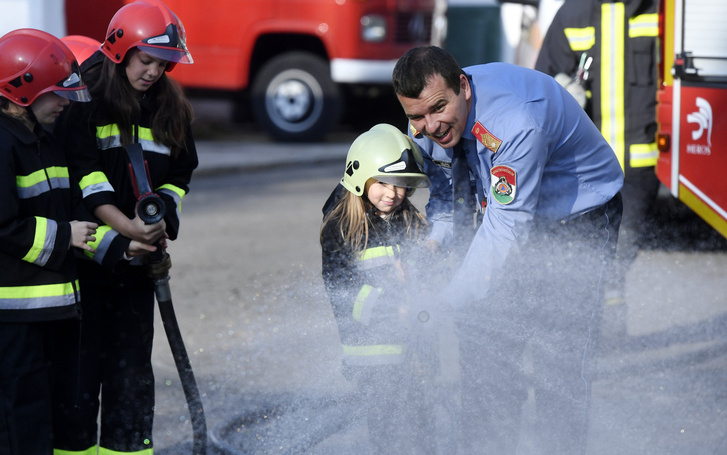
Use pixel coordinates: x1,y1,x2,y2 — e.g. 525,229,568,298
157,183,185,199
352,284,382,323
630,142,658,167
83,225,112,258
79,171,110,191
352,285,372,322
564,26,595,51
0,280,78,299
98,446,153,455
45,166,70,180
629,13,658,38
54,445,98,455
679,181,727,240
16,167,68,187
96,124,120,139
157,183,186,214
601,2,626,171
96,124,169,155
342,345,404,357
358,245,398,261
137,127,154,142
96,124,155,141
22,216,47,263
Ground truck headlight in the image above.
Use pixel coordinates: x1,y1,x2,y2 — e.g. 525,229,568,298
361,15,387,42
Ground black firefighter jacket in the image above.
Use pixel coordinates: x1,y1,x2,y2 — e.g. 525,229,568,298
0,114,80,322
535,0,659,171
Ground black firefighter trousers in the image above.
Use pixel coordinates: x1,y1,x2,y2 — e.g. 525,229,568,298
52,262,156,454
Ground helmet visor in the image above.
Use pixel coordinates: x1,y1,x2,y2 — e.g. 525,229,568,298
53,62,91,102
375,174,431,189
139,23,193,64
373,148,431,189
54,87,92,102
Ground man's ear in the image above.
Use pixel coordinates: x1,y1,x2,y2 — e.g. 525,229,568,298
460,74,471,100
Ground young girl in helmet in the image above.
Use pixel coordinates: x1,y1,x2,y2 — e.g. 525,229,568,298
0,28,96,455
320,123,436,454
53,1,198,453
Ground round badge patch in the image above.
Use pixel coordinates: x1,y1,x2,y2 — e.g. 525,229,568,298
491,165,516,204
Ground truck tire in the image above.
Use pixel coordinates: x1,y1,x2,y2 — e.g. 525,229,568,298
251,51,341,142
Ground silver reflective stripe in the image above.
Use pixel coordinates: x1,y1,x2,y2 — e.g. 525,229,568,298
33,218,57,267
140,138,171,156
97,132,171,156
16,168,70,199
84,227,119,265
158,187,182,217
0,280,78,310
0,293,76,310
81,181,115,199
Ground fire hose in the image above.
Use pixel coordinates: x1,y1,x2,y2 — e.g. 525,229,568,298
127,142,208,454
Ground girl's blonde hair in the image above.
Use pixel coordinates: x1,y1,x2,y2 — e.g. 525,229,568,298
321,187,428,254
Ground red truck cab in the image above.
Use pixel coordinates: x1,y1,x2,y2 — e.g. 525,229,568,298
66,0,434,141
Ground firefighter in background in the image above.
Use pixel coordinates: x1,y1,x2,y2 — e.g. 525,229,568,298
320,124,436,455
535,0,660,337
0,28,94,455
52,1,198,453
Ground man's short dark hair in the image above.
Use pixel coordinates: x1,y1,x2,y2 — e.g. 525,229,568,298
392,46,464,99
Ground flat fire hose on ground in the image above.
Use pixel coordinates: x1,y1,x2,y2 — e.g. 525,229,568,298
126,141,208,453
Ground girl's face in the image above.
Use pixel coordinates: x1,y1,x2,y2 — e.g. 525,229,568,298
31,92,70,126
365,178,407,215
125,49,168,93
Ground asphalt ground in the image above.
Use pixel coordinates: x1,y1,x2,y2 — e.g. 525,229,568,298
154,99,727,454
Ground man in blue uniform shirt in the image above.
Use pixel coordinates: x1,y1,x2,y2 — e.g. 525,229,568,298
393,46,624,455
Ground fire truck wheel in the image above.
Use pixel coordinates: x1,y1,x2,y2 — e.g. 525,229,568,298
251,51,342,142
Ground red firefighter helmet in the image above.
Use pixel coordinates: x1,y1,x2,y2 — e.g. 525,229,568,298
100,0,193,71
0,28,91,107
61,35,102,65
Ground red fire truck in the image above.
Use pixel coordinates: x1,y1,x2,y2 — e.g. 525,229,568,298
655,0,727,239
65,0,434,142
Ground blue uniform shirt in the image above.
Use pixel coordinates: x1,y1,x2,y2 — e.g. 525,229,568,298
411,63,624,307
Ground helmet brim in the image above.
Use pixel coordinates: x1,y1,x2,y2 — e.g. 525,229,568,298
138,45,193,64
374,174,431,189
54,87,92,102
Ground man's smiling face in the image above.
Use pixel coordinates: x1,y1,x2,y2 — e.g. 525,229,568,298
397,72,472,149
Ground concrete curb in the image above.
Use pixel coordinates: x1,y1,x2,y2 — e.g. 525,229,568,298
194,140,350,177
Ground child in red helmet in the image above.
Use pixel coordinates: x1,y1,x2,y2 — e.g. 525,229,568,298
0,28,95,455
53,1,198,453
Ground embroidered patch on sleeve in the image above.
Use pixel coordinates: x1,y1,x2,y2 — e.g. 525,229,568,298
491,165,516,204
472,121,502,153
409,123,422,138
